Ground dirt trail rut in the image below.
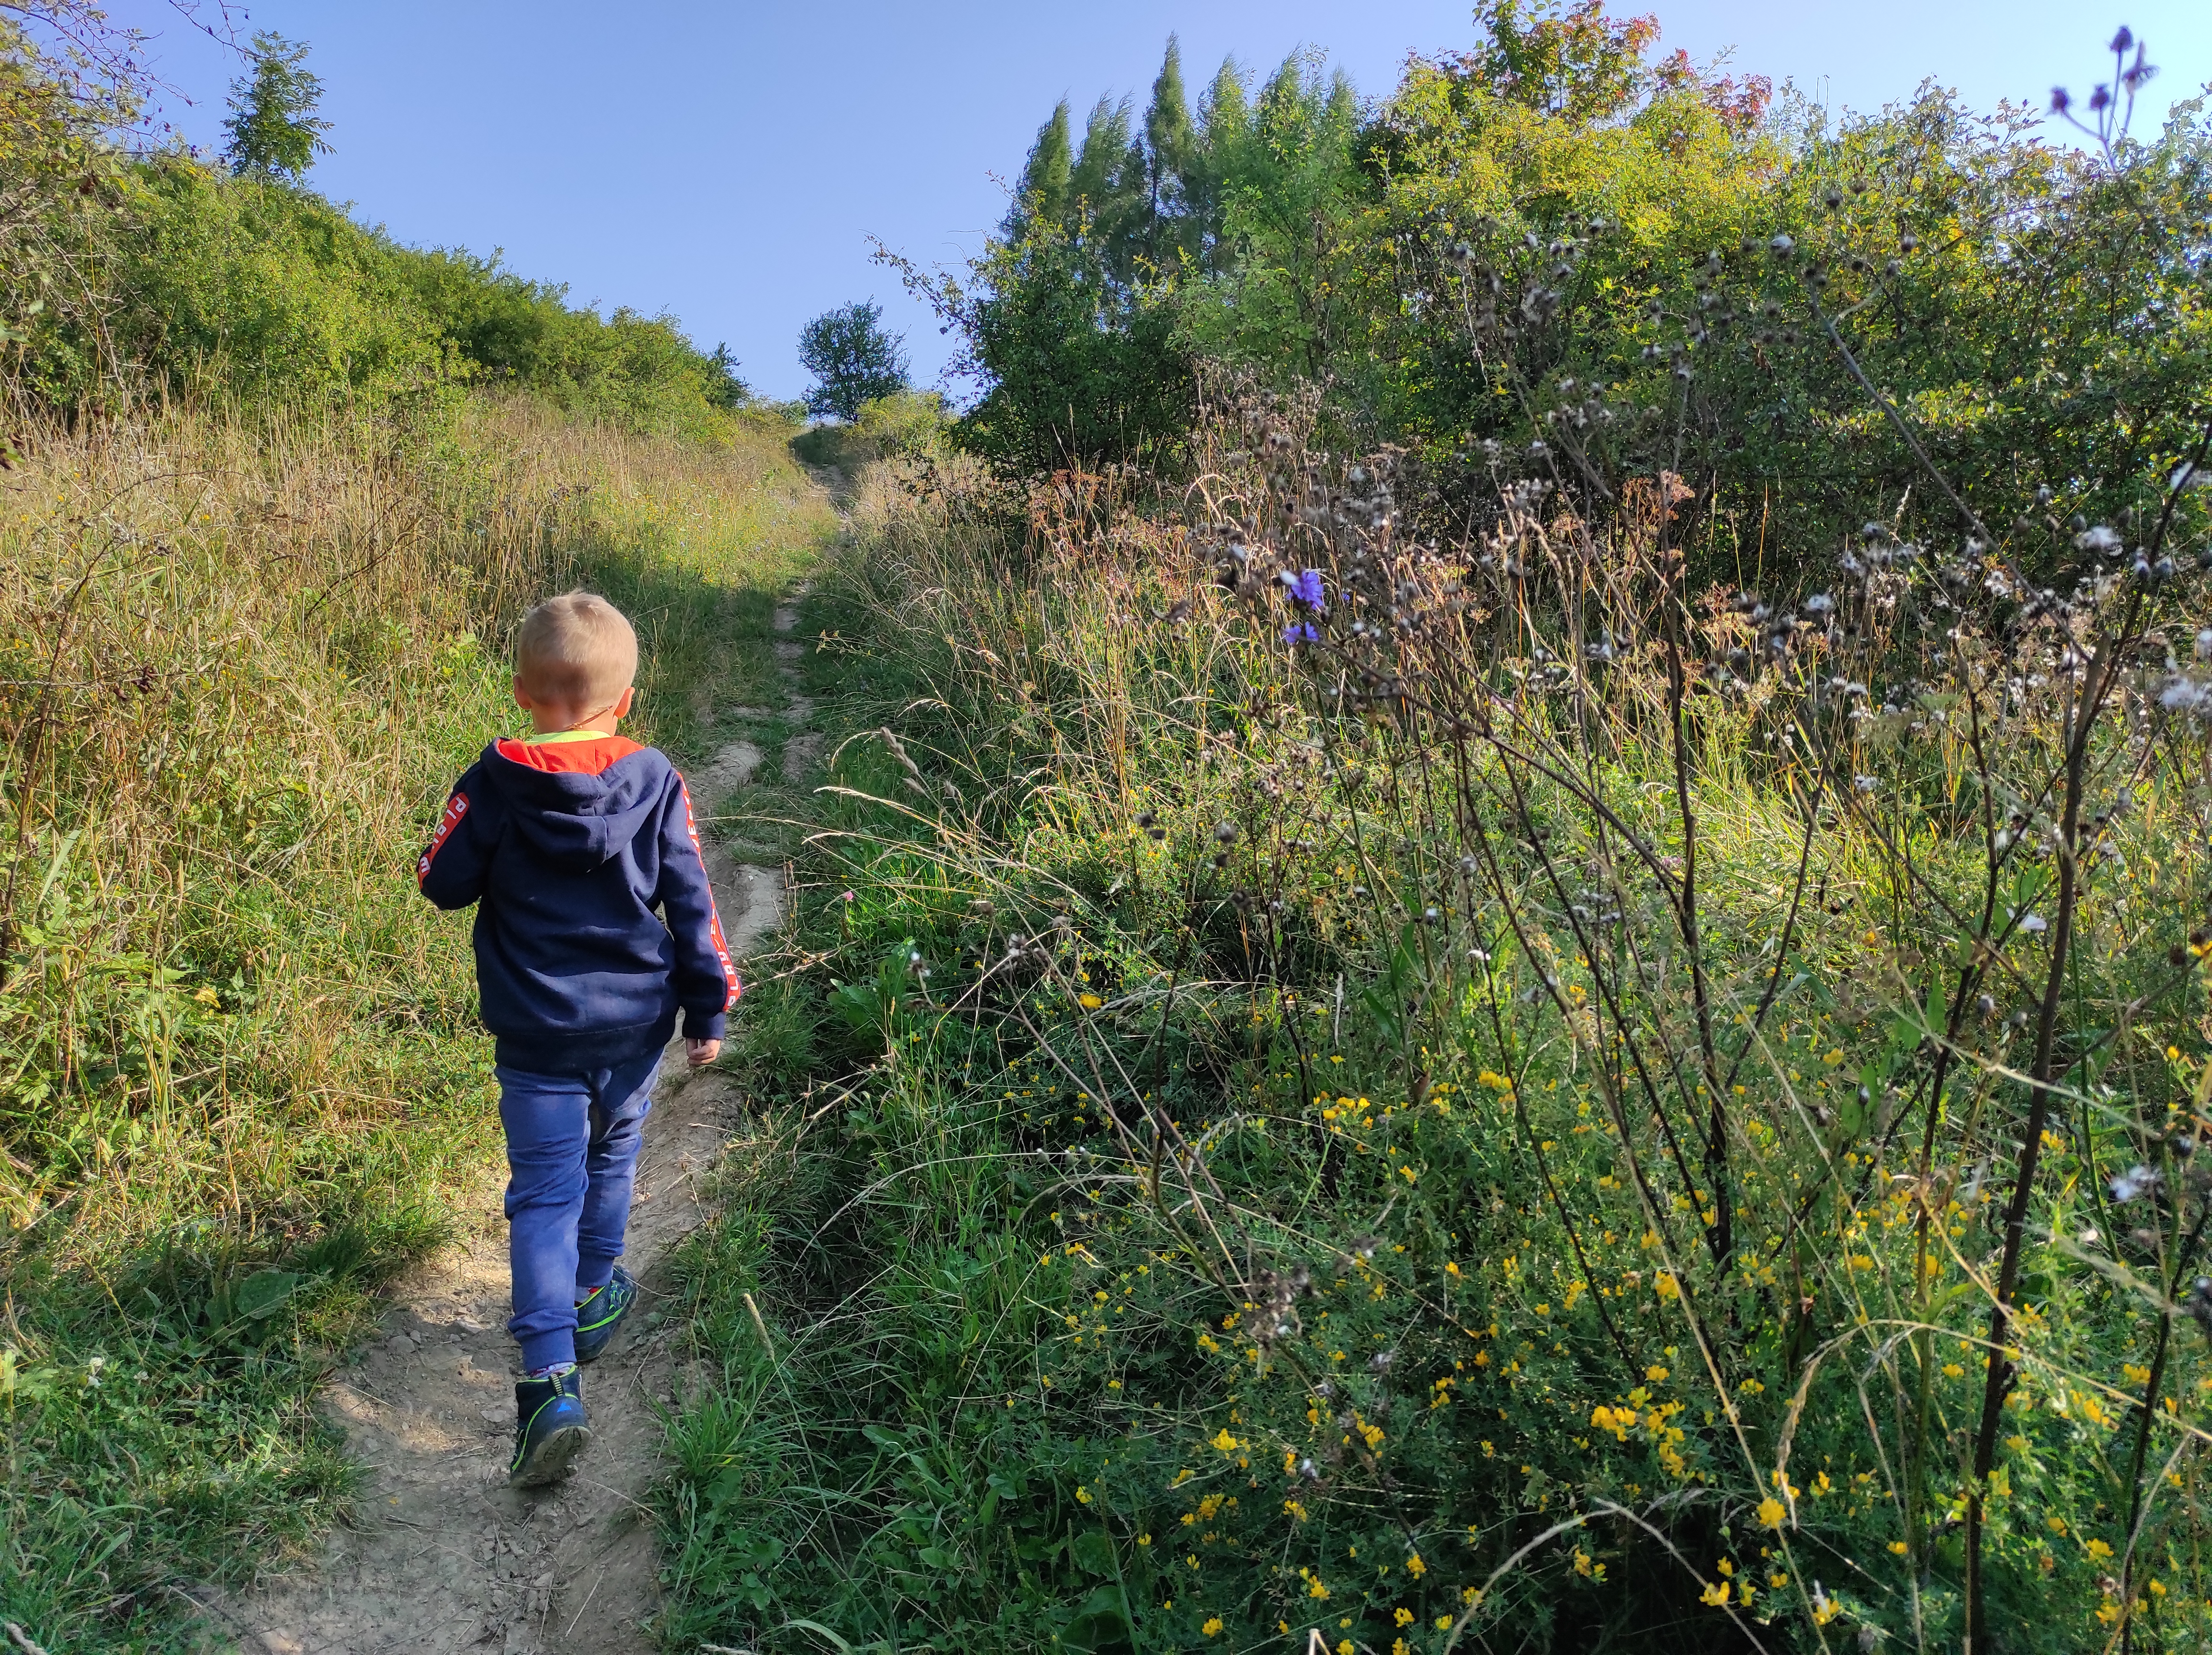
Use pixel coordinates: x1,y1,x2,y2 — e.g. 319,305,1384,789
222,597,817,1655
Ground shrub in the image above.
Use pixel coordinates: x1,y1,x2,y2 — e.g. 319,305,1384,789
660,35,2212,1650
792,390,950,471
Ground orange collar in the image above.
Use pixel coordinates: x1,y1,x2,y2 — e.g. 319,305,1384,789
495,734,644,775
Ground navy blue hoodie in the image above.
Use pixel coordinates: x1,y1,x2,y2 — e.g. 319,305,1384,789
417,734,738,1074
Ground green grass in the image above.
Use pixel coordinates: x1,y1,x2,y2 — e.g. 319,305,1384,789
649,446,2212,1655
0,393,835,1651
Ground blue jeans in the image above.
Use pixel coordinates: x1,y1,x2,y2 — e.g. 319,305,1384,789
495,1049,661,1372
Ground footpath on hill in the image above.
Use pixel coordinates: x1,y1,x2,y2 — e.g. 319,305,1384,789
201,585,830,1655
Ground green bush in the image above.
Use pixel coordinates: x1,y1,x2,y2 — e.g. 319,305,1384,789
8,132,748,436
116,161,446,403
900,11,2212,587
791,390,952,471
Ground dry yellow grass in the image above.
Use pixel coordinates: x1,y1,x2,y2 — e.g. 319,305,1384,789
0,392,832,1257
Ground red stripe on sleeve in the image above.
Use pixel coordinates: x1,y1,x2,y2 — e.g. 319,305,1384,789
677,779,741,1008
418,791,469,886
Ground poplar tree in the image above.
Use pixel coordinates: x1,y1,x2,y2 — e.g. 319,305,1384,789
1066,96,1133,218
1201,55,1249,139
1069,96,1147,282
1188,57,1249,268
1010,101,1073,233
1143,36,1196,265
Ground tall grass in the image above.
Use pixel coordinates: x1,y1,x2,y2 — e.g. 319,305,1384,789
0,392,833,1650
657,392,2212,1654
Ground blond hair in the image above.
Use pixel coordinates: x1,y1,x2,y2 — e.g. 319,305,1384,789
515,591,637,715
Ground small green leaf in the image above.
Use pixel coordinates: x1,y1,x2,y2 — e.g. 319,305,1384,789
234,1268,304,1320
1070,1526,1116,1575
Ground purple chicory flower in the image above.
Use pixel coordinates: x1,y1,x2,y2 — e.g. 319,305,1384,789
1284,621,1319,644
1291,568,1326,613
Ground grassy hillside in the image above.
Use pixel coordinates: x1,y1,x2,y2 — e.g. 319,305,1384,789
0,395,834,1650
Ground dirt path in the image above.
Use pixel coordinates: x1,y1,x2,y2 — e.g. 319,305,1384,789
218,596,818,1655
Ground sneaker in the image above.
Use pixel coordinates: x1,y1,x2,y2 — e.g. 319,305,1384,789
509,1368,590,1487
573,1265,638,1364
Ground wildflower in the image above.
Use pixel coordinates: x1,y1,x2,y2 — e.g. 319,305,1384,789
1757,1497,1786,1529
2159,676,2211,715
1406,1553,1426,1578
1291,568,1327,612
1394,1608,1415,1626
1202,1618,1224,1637
1701,1581,1731,1606
1284,621,1319,644
1211,1429,1241,1453
1075,1486,1092,1503
2111,1165,2159,1203
1079,993,1102,1009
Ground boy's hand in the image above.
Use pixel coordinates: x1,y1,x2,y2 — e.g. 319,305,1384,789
686,1037,722,1069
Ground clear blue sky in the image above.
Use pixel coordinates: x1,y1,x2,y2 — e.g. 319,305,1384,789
104,0,2212,401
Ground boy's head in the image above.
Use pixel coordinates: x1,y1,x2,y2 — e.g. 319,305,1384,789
514,591,638,728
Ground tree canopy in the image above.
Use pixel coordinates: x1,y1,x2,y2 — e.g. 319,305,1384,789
798,300,910,422
222,31,333,181
890,7,2210,595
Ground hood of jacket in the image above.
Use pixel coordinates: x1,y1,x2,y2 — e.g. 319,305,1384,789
477,738,670,874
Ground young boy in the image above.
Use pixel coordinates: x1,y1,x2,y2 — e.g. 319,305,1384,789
417,591,738,1486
